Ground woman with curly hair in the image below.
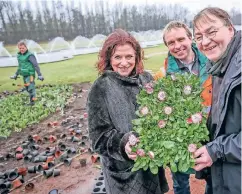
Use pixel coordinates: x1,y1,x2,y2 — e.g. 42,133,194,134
87,29,168,194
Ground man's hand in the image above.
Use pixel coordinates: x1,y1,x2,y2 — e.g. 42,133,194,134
125,142,137,160
10,74,18,80
38,75,44,81
193,146,213,171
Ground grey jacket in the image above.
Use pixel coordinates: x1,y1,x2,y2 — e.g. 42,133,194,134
206,41,241,194
87,71,168,194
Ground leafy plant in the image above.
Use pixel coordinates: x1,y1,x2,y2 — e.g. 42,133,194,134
131,73,209,174
0,85,72,137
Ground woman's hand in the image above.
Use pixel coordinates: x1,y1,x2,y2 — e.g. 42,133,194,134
125,142,138,160
124,134,139,160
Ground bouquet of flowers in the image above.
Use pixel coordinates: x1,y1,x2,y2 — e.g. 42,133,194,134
130,73,209,174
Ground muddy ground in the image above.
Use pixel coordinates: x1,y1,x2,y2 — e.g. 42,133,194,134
0,82,206,194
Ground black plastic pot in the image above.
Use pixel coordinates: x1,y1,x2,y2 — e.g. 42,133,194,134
48,162,55,168
39,151,47,156
60,152,68,162
0,154,5,162
22,149,30,156
64,158,72,166
21,142,29,149
66,147,76,154
8,170,18,181
60,133,66,139
53,169,60,177
78,141,86,146
30,145,39,150
59,144,66,152
43,169,53,178
39,155,47,162
71,136,80,142
36,165,43,172
5,153,15,159
82,135,89,141
0,189,10,194
0,179,4,185
43,136,49,142
24,155,33,162
32,156,40,163
0,172,6,179
27,166,36,173
31,150,39,157
3,181,12,189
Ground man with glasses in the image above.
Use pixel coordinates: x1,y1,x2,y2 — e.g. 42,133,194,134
191,7,241,194
160,21,213,194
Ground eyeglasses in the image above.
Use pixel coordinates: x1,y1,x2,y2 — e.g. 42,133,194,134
194,26,224,44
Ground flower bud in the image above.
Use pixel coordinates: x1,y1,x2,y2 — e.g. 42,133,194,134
158,120,166,128
140,106,149,116
186,118,193,124
137,149,145,157
191,113,202,124
183,85,192,95
158,90,166,101
171,74,176,81
144,83,154,94
164,106,172,115
128,134,139,146
148,151,155,159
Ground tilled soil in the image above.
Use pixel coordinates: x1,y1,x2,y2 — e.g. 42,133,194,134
0,82,206,194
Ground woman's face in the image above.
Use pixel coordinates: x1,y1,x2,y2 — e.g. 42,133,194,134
18,45,27,54
194,14,234,62
110,44,136,77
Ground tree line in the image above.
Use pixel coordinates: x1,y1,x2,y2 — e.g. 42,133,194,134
0,0,241,44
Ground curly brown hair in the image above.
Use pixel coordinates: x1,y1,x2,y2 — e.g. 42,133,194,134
96,29,144,75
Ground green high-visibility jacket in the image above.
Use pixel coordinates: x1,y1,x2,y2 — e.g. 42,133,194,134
17,51,35,77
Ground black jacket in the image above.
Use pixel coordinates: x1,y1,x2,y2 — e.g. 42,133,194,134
206,38,241,194
87,71,168,194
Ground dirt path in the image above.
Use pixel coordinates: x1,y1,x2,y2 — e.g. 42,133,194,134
0,82,206,194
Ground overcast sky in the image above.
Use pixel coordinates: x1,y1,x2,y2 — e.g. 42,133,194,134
11,0,242,15
82,0,241,13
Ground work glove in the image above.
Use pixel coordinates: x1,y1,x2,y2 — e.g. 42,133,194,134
10,74,18,80
38,75,44,81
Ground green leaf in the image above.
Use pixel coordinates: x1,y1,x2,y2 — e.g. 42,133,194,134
150,165,159,174
170,162,177,172
169,116,175,121
176,137,183,142
163,141,175,149
132,119,142,126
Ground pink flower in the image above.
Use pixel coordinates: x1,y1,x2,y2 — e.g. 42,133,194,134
83,113,88,118
146,87,154,94
128,134,139,146
171,74,176,81
188,144,197,153
164,106,172,115
140,106,149,116
191,113,203,124
148,151,155,159
145,83,153,89
183,85,192,95
186,118,193,124
144,83,154,94
158,120,166,128
158,90,166,101
137,149,146,157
